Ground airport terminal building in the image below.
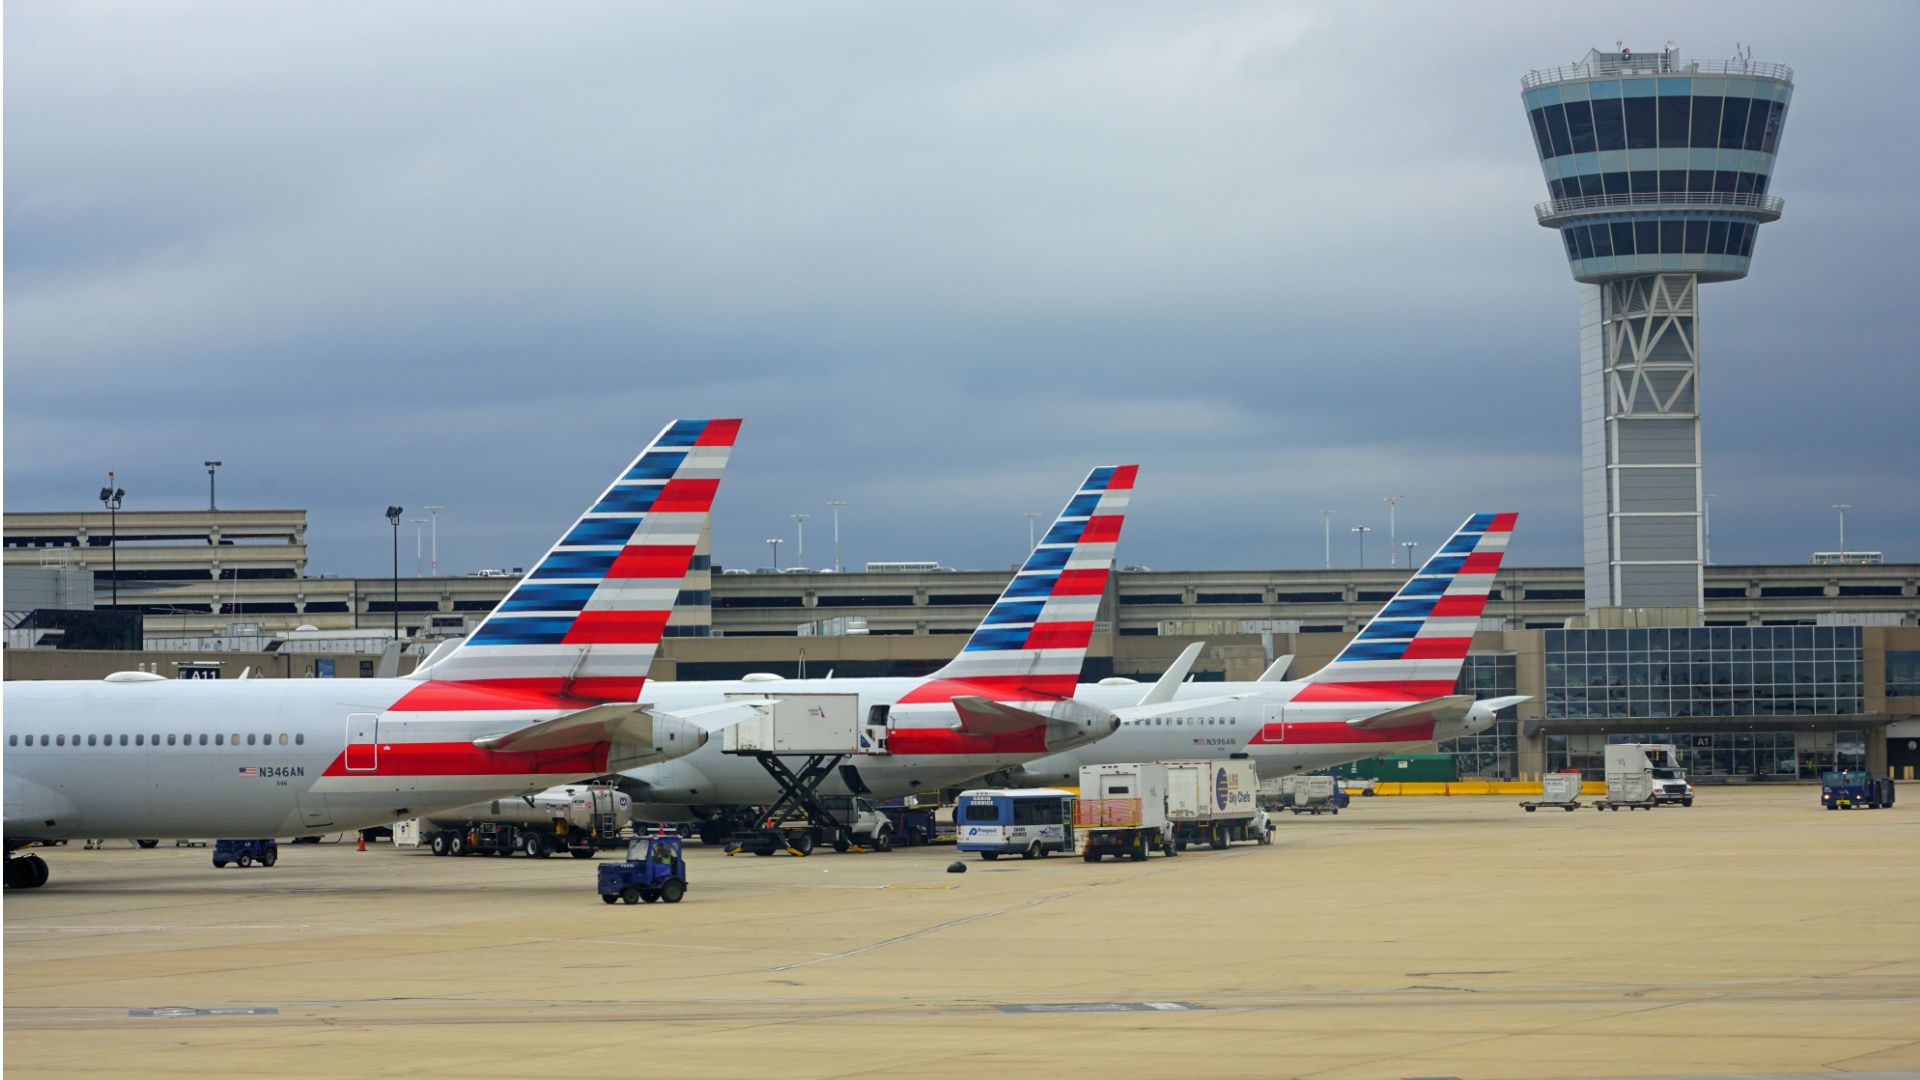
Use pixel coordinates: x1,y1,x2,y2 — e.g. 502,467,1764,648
7,506,1917,785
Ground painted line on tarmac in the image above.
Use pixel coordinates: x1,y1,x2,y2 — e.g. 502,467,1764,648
7,924,314,933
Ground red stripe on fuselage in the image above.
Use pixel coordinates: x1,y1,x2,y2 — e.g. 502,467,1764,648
897,675,1077,705
321,740,609,778
1291,681,1461,703
1249,720,1436,745
562,610,668,645
387,678,647,711
885,727,1049,756
608,544,696,579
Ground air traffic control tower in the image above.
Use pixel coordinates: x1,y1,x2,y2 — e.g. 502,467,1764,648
1521,48,1792,613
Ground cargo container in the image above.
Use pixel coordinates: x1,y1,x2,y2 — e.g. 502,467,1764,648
720,692,867,755
1519,771,1584,812
1162,760,1260,849
1074,764,1174,862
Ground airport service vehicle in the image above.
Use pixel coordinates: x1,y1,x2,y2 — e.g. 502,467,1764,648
598,834,687,905
2,419,737,891
1592,743,1683,811
1650,764,1695,806
1277,774,1348,815
1245,809,1273,844
1821,771,1897,810
620,467,1137,825
415,783,630,859
1163,760,1260,850
1519,771,1585,812
1074,764,1174,861
878,799,940,846
211,838,277,869
1000,513,1532,788
955,788,1075,860
1339,777,1378,797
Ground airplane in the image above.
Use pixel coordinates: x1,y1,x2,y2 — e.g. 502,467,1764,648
3,418,741,890
1000,512,1531,786
620,466,1138,840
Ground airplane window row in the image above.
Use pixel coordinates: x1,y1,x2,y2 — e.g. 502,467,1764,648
9,732,306,748
1125,716,1236,726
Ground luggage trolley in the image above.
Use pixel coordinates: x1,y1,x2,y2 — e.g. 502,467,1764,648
717,692,887,857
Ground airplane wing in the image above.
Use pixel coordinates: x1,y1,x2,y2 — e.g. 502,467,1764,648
1257,654,1294,682
1136,642,1204,707
660,698,779,732
1346,694,1478,730
473,702,704,757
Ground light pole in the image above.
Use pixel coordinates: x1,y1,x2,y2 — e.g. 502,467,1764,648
204,461,222,511
1402,539,1418,572
425,505,443,577
1351,524,1371,569
1383,496,1403,567
386,506,403,640
1023,512,1043,553
826,500,847,572
1318,510,1337,570
766,537,783,571
409,518,427,576
98,476,125,609
1832,503,1850,553
1703,493,1716,565
790,513,810,566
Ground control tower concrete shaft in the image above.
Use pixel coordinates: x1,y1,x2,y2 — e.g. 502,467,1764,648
1522,47,1792,611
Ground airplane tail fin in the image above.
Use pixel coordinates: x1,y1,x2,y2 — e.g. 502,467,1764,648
1296,512,1516,702
418,418,740,704
898,465,1136,705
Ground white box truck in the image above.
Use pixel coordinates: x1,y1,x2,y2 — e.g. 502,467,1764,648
1162,760,1262,849
1074,763,1174,862
1596,743,1684,811
720,693,863,755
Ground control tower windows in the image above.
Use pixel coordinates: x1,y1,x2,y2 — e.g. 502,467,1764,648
1592,97,1625,151
1743,100,1769,152
1544,103,1573,156
1659,220,1684,253
1634,220,1658,254
1707,220,1729,255
1658,170,1687,194
1689,95,1722,147
1563,99,1597,154
1623,96,1657,149
1610,222,1636,256
1720,97,1751,149
1759,100,1786,153
1529,108,1552,158
1657,94,1690,148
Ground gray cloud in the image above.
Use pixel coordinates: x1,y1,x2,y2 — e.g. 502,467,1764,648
7,1,1917,575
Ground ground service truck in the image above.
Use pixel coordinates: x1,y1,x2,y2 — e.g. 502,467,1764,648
1074,763,1174,861
1163,760,1261,849
1596,743,1684,811
409,783,632,857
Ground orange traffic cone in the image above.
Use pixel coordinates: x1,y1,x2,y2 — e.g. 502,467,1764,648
357,833,367,851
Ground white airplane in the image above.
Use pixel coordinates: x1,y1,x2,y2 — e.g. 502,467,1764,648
1002,512,1532,786
622,466,1139,837
3,418,741,890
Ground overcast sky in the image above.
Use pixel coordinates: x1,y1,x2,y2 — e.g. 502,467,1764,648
6,1,1916,577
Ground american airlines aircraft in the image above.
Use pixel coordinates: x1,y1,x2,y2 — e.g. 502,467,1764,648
622,466,1139,836
3,418,740,890
1001,512,1531,786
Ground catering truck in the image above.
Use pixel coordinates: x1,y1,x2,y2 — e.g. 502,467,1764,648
1595,743,1684,811
1073,763,1174,862
1163,760,1260,850
407,783,632,857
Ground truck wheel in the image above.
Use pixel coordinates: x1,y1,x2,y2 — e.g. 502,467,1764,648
601,894,617,905
753,845,775,856
1682,798,1694,807
832,835,850,853
1129,838,1148,862
621,887,640,905
1524,805,1537,812
1210,833,1228,850
569,848,595,860
212,859,228,869
1175,836,1187,852
981,851,999,861
136,838,159,849
872,827,893,852
237,852,252,868
1022,842,1040,860
430,834,449,856
789,832,814,857
660,879,686,904
523,833,547,859
261,851,277,868
1562,805,1576,812
640,889,661,904
450,834,468,856
1083,850,1100,862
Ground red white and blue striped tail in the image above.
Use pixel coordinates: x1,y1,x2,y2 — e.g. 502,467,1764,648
898,465,1137,706
419,418,741,703
1295,512,1517,703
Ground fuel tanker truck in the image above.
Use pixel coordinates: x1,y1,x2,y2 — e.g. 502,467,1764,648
403,783,633,859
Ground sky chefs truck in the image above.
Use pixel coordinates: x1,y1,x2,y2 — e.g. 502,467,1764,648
1163,760,1260,849
1074,763,1174,862
955,788,1075,860
404,784,632,857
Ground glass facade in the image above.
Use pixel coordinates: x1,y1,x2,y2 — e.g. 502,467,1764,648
1548,729,1867,781
1439,653,1519,779
1525,80,1790,167
1887,650,1920,697
1561,217,1754,258
1545,626,1863,719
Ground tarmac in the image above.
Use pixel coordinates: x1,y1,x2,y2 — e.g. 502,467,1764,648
5,788,1916,1079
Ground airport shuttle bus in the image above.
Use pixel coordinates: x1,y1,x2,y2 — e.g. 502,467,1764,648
954,788,1076,860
